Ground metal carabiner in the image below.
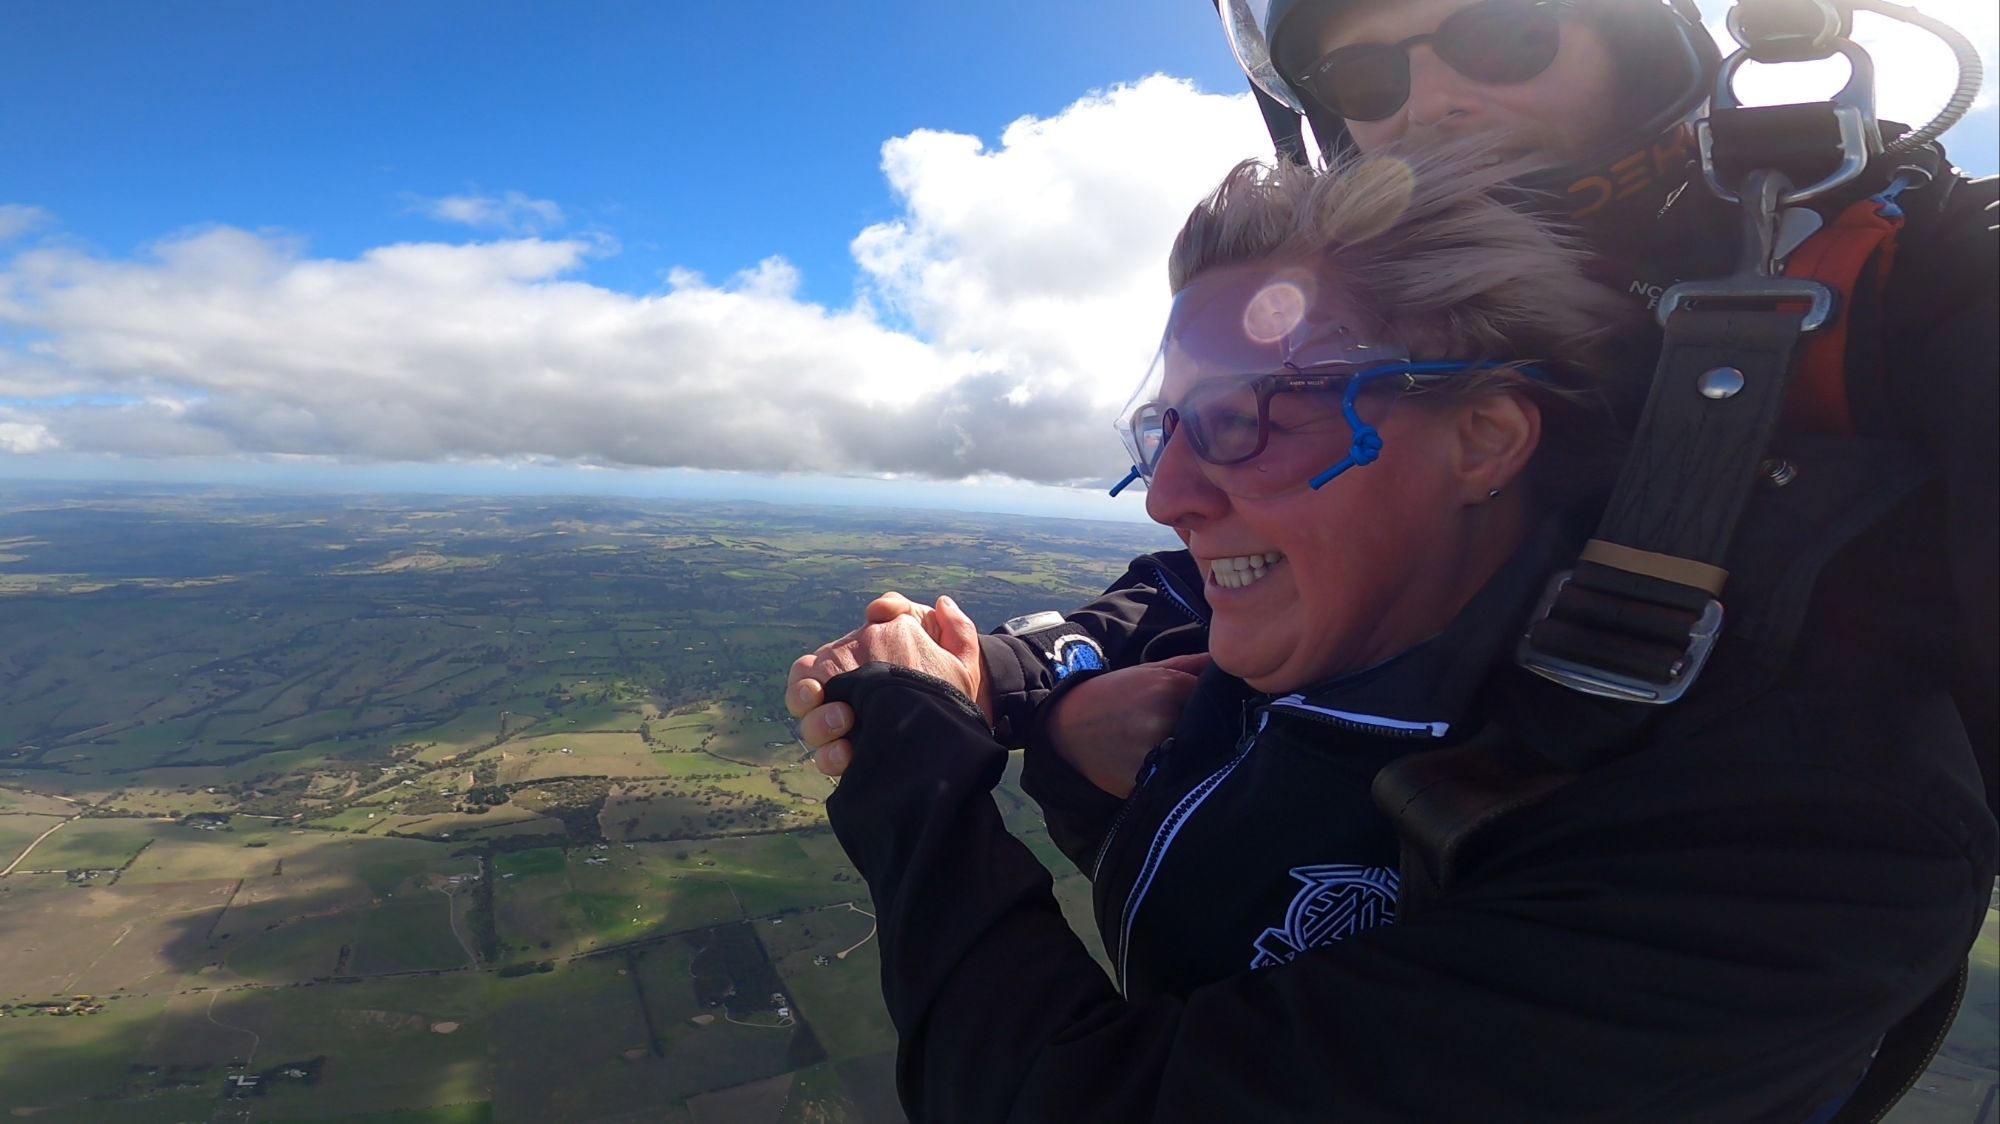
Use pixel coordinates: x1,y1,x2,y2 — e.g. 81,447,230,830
1698,0,1883,206
1725,0,1850,63
1655,167,1838,330
1735,168,1791,278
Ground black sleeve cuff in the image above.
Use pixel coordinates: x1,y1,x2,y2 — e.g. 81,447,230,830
980,632,1051,748
981,623,1111,747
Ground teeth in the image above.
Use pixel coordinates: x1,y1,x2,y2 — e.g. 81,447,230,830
1210,552,1283,589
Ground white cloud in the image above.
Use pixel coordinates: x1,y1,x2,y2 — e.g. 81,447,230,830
418,190,568,234
0,205,52,244
0,421,57,454
855,78,1266,410
0,77,1271,484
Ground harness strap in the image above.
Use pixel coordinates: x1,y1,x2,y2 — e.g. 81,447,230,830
1598,305,1813,566
1520,303,1813,704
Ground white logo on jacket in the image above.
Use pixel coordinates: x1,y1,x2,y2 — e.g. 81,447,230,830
1250,864,1399,969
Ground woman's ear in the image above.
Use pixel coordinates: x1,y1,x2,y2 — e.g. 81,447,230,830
1452,391,1541,504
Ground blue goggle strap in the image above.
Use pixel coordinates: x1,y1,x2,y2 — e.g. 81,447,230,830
1308,361,1547,490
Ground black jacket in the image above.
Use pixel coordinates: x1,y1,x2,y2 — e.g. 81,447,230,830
824,524,1994,1120
1031,528,1559,1007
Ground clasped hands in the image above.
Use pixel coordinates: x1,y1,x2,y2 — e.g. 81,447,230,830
784,591,988,778
784,592,1209,797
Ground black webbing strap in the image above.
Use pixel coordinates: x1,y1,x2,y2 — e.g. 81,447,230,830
1597,306,1809,558
1521,303,1817,703
1252,83,1309,167
1708,104,1857,198
1208,0,1312,167
1370,726,1570,921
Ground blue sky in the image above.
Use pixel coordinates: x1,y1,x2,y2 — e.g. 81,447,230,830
2,1,1243,308
1,1,1994,522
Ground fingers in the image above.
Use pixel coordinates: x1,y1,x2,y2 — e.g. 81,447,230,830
933,595,995,724
788,593,980,773
1046,659,1207,797
864,590,920,624
797,700,853,751
1153,652,1214,677
931,596,983,666
785,659,823,718
813,739,854,778
788,676,853,775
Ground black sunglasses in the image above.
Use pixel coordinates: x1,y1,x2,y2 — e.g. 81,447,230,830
1292,0,1574,123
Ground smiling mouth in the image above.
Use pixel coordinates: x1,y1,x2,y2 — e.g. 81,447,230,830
1208,551,1284,590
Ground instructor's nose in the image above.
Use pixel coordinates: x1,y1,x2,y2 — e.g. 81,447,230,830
1403,46,1483,134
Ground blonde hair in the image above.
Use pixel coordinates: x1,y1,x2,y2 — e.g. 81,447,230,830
1167,143,1634,503
1167,142,1630,381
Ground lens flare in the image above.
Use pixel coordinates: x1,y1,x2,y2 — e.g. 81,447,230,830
1243,280,1310,345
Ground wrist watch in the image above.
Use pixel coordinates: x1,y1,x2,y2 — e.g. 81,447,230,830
998,610,1067,636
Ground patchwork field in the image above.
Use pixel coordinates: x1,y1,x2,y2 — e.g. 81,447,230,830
0,489,1167,1121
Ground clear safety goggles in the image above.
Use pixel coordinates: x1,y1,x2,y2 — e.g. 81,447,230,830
1109,263,1549,499
1113,357,1531,500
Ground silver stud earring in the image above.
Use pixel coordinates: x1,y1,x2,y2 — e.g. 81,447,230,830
1487,488,1502,500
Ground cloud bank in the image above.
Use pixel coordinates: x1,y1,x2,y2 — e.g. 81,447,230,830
3,5,1994,489
1,77,1266,487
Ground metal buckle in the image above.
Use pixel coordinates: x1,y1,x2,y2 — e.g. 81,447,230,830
1659,165,1838,329
1656,278,1836,331
1699,37,1881,206
1516,571,1726,705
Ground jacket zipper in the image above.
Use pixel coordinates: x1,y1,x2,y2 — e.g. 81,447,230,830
1110,715,1265,994
1103,699,1446,994
1084,556,1205,883
1145,557,1208,626
1093,705,1438,891
1087,738,1172,882
1265,694,1450,739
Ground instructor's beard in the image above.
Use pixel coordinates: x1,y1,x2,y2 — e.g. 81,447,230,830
1395,119,1576,162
